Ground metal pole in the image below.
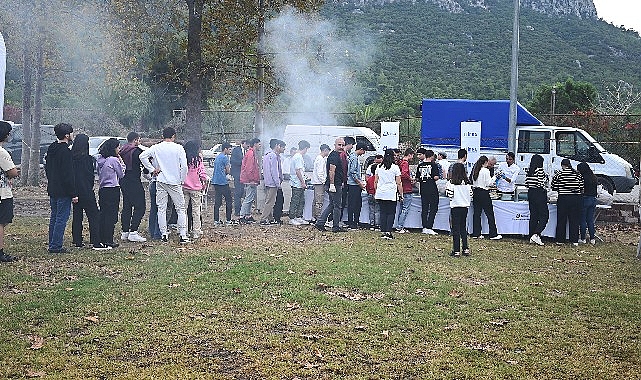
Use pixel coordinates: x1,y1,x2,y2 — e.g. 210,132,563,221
507,0,520,153
254,0,265,139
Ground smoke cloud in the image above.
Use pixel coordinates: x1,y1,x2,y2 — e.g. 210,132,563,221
264,7,376,128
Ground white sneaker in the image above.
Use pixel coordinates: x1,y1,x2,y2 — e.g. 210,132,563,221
325,221,332,228
489,235,502,240
572,242,579,247
589,239,596,245
289,218,302,226
578,239,586,244
530,234,544,246
120,232,129,240
127,231,147,242
425,229,437,235
397,228,408,234
297,218,309,225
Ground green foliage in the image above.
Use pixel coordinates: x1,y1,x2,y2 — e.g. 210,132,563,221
526,77,598,115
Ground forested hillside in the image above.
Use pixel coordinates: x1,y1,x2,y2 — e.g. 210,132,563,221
320,0,641,117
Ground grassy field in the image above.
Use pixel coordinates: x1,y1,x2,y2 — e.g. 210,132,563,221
1,215,640,379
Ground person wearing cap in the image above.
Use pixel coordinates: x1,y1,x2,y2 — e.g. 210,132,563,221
437,152,450,178
211,142,234,225
0,121,19,262
310,144,331,224
346,143,367,229
45,123,78,253
551,158,584,246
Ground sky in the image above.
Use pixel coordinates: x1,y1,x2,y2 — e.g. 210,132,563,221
592,0,641,33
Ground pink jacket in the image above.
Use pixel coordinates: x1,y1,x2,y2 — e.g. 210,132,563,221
240,147,260,185
182,159,208,191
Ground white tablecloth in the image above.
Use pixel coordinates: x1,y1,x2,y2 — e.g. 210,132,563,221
303,190,558,237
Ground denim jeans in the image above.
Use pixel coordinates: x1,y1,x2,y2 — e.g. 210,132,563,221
396,193,413,228
240,184,257,217
49,197,72,251
580,195,597,240
148,181,162,239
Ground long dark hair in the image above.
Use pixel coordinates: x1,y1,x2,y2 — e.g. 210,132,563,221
99,138,120,158
184,140,202,168
380,149,396,170
471,155,488,181
528,154,544,174
71,133,90,160
449,163,470,185
577,162,597,183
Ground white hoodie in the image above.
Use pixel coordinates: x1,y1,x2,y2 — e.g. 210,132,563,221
139,141,187,185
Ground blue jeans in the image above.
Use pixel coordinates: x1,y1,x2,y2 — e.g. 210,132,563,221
580,195,597,240
49,197,72,251
396,193,413,228
148,182,162,239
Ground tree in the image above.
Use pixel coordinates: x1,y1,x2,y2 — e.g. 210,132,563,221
595,80,641,115
526,78,598,117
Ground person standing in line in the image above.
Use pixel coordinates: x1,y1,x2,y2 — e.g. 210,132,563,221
395,148,414,233
447,148,468,179
339,136,355,222
525,154,548,246
230,140,248,217
375,149,403,240
446,163,473,257
239,138,261,224
147,172,162,241
346,143,367,229
365,154,383,230
471,155,502,240
315,138,346,233
288,140,310,226
551,158,584,246
211,142,234,226
139,127,190,243
45,123,78,254
577,162,597,245
96,138,125,248
71,133,110,251
310,144,330,224
119,132,148,243
415,148,441,235
496,152,520,195
436,152,450,179
260,139,286,225
0,121,20,262
182,141,209,238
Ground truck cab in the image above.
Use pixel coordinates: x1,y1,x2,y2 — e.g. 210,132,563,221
516,126,636,193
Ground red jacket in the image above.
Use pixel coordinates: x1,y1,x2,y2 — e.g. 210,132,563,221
240,147,260,184
400,159,413,194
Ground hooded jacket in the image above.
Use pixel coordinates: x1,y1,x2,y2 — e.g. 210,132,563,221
45,141,77,198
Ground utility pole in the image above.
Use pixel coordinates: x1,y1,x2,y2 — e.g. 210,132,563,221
254,0,265,139
507,0,520,153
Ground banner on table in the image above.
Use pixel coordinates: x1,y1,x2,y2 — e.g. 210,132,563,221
460,121,481,173
379,121,399,153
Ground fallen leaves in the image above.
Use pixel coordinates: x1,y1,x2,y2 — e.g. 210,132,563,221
26,370,46,378
29,335,44,350
448,289,462,298
84,315,99,323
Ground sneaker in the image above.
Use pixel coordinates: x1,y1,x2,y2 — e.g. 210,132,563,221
73,242,86,248
106,242,119,248
224,220,235,227
314,224,327,232
179,236,192,244
120,231,129,240
423,228,437,235
381,233,392,240
397,228,408,234
0,252,18,262
213,221,222,226
589,239,596,245
297,218,310,225
449,251,460,257
462,248,471,256
531,234,544,246
578,239,586,244
49,247,70,254
572,242,579,247
127,231,147,242
192,233,201,240
289,218,302,226
92,243,112,251
245,216,256,223
471,235,484,239
161,234,169,243
325,221,332,228
370,224,376,231
332,227,347,233
489,235,502,240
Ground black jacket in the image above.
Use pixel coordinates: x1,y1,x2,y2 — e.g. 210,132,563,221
45,141,77,198
72,154,96,197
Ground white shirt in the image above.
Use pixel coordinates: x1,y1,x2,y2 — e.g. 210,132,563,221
311,154,327,185
472,167,494,190
139,141,188,185
496,162,520,192
374,163,401,201
437,159,450,178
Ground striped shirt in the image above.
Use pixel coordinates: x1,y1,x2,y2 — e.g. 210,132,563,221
525,167,547,189
551,168,584,195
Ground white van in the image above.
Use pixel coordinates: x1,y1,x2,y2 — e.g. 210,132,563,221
282,125,381,167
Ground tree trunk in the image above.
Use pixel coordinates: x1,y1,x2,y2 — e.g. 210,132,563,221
28,34,44,186
19,37,33,186
184,0,204,143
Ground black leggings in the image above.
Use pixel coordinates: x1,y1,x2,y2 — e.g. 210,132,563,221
99,187,120,245
379,200,397,233
472,188,498,238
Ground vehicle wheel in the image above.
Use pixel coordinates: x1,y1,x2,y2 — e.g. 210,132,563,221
597,176,614,194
